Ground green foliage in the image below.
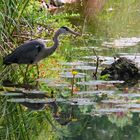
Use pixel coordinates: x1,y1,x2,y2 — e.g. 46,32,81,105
100,74,110,80
1,0,140,140
0,0,30,41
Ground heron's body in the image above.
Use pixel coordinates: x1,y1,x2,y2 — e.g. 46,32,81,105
3,26,75,65
3,27,79,82
4,40,44,64
3,39,57,65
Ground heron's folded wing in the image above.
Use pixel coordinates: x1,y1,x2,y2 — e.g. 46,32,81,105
4,40,45,64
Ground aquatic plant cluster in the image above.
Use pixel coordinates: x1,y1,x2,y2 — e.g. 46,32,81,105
1,0,140,140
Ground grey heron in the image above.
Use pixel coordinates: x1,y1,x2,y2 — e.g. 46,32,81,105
3,26,80,82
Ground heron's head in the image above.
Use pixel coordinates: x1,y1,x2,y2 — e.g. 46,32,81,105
59,26,80,36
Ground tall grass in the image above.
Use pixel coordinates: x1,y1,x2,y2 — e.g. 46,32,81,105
0,0,31,82
0,0,30,50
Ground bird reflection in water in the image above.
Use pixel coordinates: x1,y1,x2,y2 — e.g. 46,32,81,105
3,89,77,125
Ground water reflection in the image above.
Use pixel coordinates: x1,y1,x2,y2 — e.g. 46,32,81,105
2,84,140,139
2,90,47,110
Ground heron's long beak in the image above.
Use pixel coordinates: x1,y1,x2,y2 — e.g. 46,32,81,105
68,28,81,36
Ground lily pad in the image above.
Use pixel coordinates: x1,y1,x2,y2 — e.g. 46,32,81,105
77,80,124,86
7,98,52,103
60,72,86,78
116,104,140,109
63,98,96,106
60,61,85,66
74,65,96,71
38,78,69,88
75,90,115,95
83,56,114,61
2,92,23,96
101,99,127,104
73,46,99,51
117,93,140,98
93,108,128,114
101,60,114,65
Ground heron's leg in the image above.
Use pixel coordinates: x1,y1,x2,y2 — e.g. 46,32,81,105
35,64,39,88
23,64,29,84
36,64,40,78
19,65,25,78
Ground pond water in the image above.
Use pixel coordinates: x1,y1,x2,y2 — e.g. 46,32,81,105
1,0,140,140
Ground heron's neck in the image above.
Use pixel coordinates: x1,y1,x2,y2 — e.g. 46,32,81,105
53,31,60,48
45,30,61,56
